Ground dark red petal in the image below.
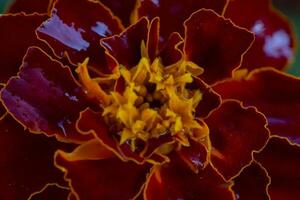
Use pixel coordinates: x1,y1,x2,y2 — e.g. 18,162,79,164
255,137,300,200
55,150,149,200
1,47,92,143
232,161,270,200
147,17,160,62
213,68,300,145
184,9,254,84
6,0,53,14
137,0,227,42
0,115,73,200
101,17,148,68
144,154,234,200
224,0,295,71
29,184,70,200
36,0,123,72
0,13,49,83
99,0,137,27
205,100,270,180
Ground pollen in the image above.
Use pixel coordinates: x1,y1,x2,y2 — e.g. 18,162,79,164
77,51,207,151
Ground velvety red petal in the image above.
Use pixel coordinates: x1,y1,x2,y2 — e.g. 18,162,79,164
6,0,53,14
99,0,137,27
29,184,70,200
0,115,73,200
1,47,92,143
213,68,300,145
0,13,49,83
224,0,295,71
137,0,227,42
205,100,270,180
255,137,300,200
144,154,234,200
147,17,160,62
184,9,254,84
55,150,149,200
101,17,148,68
232,161,270,200
36,0,123,72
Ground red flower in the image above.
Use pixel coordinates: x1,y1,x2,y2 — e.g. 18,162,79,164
0,0,299,199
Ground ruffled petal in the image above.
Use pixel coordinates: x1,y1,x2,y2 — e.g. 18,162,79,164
99,0,137,27
55,150,150,200
0,115,73,200
137,0,227,42
1,47,92,142
184,9,254,84
144,154,235,200
232,161,270,200
213,68,300,145
36,0,123,71
101,17,148,68
0,13,48,83
205,100,270,180
254,137,300,200
224,0,295,71
29,184,70,200
6,0,53,14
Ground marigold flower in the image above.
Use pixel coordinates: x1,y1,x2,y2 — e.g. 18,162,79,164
0,0,299,199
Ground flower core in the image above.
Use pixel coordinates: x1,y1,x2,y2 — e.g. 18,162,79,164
77,51,206,151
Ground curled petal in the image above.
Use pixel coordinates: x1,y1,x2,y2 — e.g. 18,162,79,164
55,150,150,200
0,115,73,200
0,13,48,83
232,161,270,200
29,184,70,200
255,137,300,200
1,47,92,142
205,100,270,180
144,154,235,200
36,0,123,71
101,17,149,68
6,0,53,14
147,17,160,62
224,0,295,70
137,0,227,42
184,9,254,84
213,68,300,145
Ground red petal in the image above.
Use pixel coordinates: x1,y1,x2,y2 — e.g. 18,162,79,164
205,100,269,180
36,0,123,71
99,0,137,27
184,9,254,84
224,0,295,71
137,0,227,42
101,17,148,68
29,184,70,200
0,13,48,83
0,115,73,200
1,47,92,143
232,161,270,200
144,154,235,200
213,68,300,145
255,137,300,200
55,150,149,200
147,17,160,62
6,0,53,14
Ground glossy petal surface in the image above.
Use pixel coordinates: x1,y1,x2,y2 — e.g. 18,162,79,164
232,161,270,200
0,13,48,83
101,17,148,68
205,100,269,180
137,0,227,42
1,47,92,142
55,151,149,200
213,68,300,145
184,9,254,84
144,155,234,200
225,0,295,70
36,0,123,71
6,0,53,14
0,115,72,200
255,137,300,200
29,184,70,200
